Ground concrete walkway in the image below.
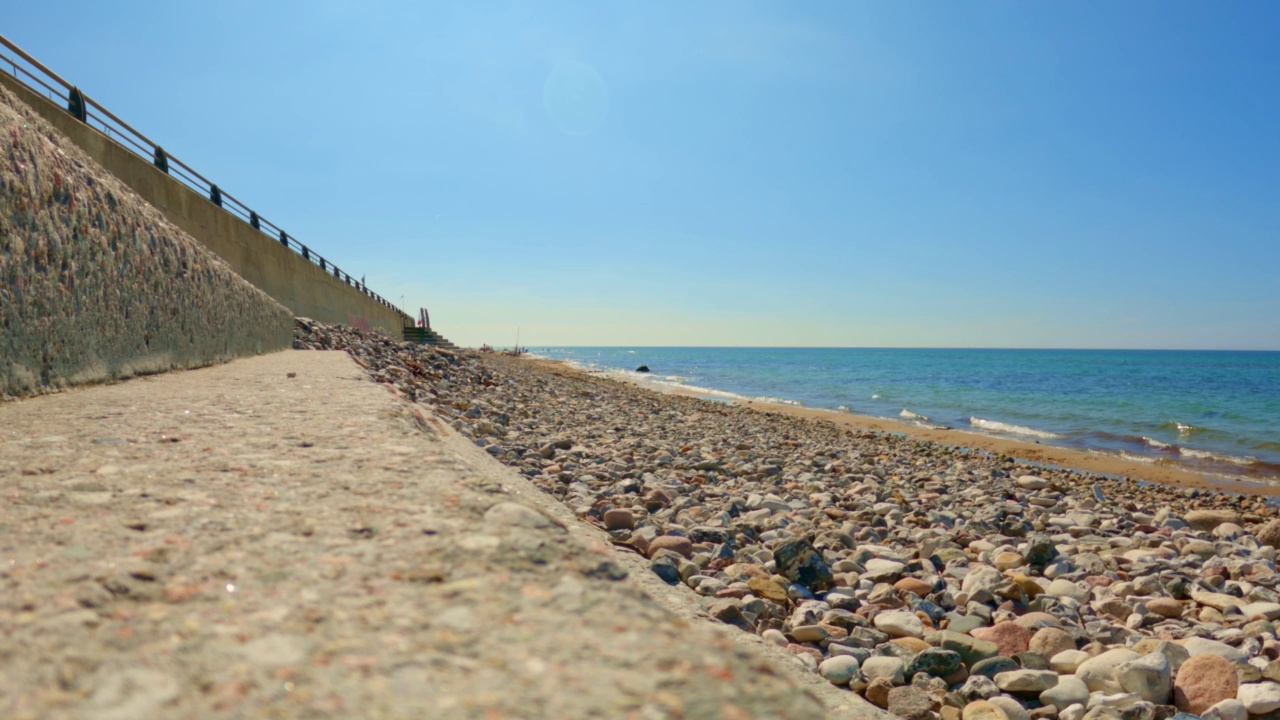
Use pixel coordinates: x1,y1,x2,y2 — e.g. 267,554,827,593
0,351,890,719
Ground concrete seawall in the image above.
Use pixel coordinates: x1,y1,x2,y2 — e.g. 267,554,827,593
0,85,294,398
0,73,405,334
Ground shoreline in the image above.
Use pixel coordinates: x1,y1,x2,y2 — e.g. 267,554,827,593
520,356,1280,497
306,323,1280,716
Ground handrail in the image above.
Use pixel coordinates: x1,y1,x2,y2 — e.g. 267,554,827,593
0,33,409,320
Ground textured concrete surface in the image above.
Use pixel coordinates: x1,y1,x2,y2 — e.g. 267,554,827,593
0,85,293,399
0,73,406,333
0,350,896,719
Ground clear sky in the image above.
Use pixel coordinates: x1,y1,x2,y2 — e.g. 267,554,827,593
7,2,1280,349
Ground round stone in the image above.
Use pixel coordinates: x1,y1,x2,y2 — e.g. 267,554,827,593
995,552,1025,570
602,508,634,530
1174,654,1239,715
1029,627,1075,658
862,656,906,685
907,648,963,680
1146,597,1184,619
646,535,693,559
895,577,935,596
963,700,1010,720
874,610,925,638
818,655,861,686
761,628,787,647
1017,476,1049,490
789,624,827,643
1050,649,1090,674
987,695,1031,720
970,621,1031,657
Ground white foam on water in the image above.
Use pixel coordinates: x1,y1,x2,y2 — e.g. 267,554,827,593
871,394,881,399
1141,437,1173,449
753,396,804,407
1179,447,1256,465
1118,451,1157,464
899,409,928,421
626,373,748,400
968,417,1061,439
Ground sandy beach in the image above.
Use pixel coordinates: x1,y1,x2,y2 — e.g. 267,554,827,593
522,359,1280,498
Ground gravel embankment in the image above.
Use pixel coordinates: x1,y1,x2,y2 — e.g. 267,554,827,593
299,321,1280,720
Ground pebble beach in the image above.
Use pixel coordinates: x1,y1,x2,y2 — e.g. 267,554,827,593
295,320,1280,720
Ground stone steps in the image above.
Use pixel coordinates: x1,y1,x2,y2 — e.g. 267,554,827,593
403,326,458,348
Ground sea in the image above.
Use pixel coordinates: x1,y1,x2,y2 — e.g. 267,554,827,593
527,347,1280,486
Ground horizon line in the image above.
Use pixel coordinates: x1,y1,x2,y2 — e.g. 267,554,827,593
492,344,1280,353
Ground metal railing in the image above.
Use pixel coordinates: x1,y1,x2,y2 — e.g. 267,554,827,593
0,33,408,322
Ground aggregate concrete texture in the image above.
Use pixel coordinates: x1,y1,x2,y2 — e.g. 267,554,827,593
0,350,890,719
0,73,405,333
0,84,294,399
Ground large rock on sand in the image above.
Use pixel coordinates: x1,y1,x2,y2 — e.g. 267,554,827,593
1174,654,1239,715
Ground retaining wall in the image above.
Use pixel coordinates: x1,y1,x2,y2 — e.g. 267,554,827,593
0,73,406,334
0,84,295,398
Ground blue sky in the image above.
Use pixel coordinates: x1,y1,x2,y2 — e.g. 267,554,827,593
7,2,1280,348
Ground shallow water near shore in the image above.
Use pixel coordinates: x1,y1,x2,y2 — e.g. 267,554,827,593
530,347,1280,483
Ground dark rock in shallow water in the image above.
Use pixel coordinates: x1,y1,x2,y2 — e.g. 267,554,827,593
635,365,650,373
773,538,834,593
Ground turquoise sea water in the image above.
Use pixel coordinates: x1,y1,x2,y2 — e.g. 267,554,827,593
531,347,1280,483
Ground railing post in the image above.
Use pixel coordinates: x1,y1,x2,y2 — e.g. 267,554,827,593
302,246,309,261
249,211,260,230
67,87,87,122
279,231,289,247
319,258,326,271
209,184,222,207
153,146,169,174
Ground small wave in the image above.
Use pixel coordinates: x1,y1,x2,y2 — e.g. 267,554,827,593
754,396,804,407
1179,447,1257,466
837,405,851,413
969,417,1061,439
620,373,748,401
899,409,928,421
1118,452,1157,464
664,375,691,382
871,394,881,400
1141,437,1173,450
